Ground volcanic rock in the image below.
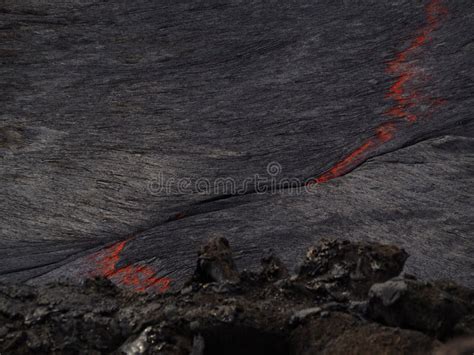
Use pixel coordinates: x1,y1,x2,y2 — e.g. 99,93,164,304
297,239,408,300
0,238,472,354
368,277,474,339
193,237,240,284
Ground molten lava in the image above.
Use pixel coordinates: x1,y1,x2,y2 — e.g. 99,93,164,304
313,0,447,184
384,0,448,123
92,240,171,293
91,1,449,293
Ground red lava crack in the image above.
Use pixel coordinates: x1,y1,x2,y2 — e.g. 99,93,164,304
313,0,448,184
90,239,171,293
91,0,448,293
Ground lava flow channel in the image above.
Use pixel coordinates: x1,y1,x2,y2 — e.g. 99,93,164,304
313,0,447,184
90,1,448,292
91,239,171,293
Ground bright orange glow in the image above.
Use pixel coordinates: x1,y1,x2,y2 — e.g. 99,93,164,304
385,0,447,124
311,0,447,185
91,240,171,293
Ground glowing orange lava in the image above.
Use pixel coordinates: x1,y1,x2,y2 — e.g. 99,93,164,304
315,123,396,183
91,240,171,293
385,0,448,123
90,1,449,291
312,0,447,184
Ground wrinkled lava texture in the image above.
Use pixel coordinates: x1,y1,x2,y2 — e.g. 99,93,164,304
1,0,473,294
0,238,473,354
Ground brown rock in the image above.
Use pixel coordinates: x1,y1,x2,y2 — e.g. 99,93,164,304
289,312,440,355
434,337,474,355
297,239,408,299
193,237,240,284
368,277,471,339
260,253,289,281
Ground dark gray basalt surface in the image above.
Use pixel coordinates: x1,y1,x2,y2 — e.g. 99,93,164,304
0,238,473,354
0,0,473,289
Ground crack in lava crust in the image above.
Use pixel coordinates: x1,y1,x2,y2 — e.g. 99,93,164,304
313,0,448,184
89,0,449,292
91,240,171,293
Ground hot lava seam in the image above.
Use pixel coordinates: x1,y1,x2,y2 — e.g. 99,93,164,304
313,0,448,184
91,0,448,292
91,239,171,293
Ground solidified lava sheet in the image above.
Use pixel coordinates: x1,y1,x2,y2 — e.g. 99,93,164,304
0,0,473,292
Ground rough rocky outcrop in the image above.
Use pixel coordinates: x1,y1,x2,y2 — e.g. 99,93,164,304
296,239,408,300
0,238,472,354
368,277,474,339
192,237,240,284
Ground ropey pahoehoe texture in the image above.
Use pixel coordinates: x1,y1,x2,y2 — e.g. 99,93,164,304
0,1,473,292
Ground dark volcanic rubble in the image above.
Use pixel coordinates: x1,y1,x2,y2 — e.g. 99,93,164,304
0,238,473,354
